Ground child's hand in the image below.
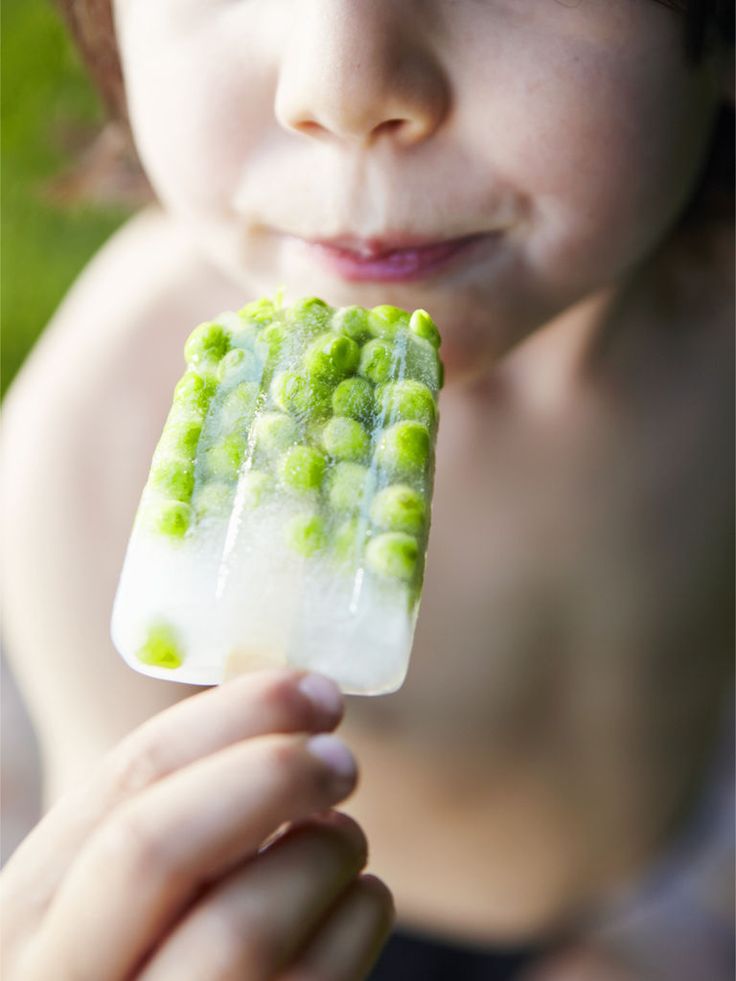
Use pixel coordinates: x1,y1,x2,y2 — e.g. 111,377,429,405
1,669,393,980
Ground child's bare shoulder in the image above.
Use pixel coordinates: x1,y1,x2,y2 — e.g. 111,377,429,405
4,206,244,470
8,206,239,401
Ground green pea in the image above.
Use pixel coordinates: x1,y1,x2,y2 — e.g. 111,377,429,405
331,377,375,422
137,623,183,669
220,382,260,431
271,370,331,418
217,347,262,385
368,305,410,340
333,306,371,344
332,516,366,563
365,532,419,582
285,512,327,556
239,297,277,326
409,309,441,349
270,371,309,415
172,372,215,418
257,323,289,368
253,412,298,457
304,333,360,383
278,445,327,493
374,421,430,480
238,469,272,507
304,376,334,417
321,417,371,462
376,380,437,429
358,339,397,385
150,458,195,502
206,433,246,480
288,297,332,336
370,484,426,536
404,335,443,391
156,419,203,461
193,481,232,520
327,462,373,512
152,500,191,539
184,321,231,368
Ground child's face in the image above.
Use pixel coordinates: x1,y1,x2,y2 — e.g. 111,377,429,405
114,0,721,380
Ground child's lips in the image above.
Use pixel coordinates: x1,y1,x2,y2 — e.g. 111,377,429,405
289,232,495,282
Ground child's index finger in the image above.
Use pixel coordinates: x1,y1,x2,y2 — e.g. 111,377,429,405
101,667,344,804
4,669,343,912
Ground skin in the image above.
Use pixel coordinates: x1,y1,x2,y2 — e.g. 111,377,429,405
0,670,392,979
0,1,733,978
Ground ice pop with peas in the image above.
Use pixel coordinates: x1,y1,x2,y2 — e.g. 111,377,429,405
111,296,442,694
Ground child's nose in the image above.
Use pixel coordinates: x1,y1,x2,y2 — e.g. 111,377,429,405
274,0,450,148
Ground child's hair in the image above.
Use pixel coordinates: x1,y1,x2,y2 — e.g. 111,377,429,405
51,0,733,218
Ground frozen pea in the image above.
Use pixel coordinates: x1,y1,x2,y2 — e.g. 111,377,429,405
409,309,441,349
331,377,375,422
172,372,214,417
217,347,262,384
332,516,365,563
404,335,442,391
153,500,191,539
327,462,373,512
137,623,183,669
193,481,232,520
257,323,289,367
358,339,397,385
239,297,277,326
366,532,419,582
206,433,246,480
270,371,309,415
370,484,426,536
321,417,370,462
285,512,327,556
157,419,203,461
184,321,230,368
271,370,331,418
369,305,410,340
278,445,326,493
304,333,360,383
333,306,371,344
303,376,334,417
220,382,260,430
151,458,195,502
288,297,332,335
253,412,298,456
238,469,272,507
376,380,437,429
374,421,430,480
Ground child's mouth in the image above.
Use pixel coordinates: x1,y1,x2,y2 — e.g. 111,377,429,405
292,233,492,282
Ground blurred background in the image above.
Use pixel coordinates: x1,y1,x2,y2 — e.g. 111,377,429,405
2,0,134,861
2,0,132,397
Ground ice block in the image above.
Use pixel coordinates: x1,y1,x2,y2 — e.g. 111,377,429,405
111,296,443,694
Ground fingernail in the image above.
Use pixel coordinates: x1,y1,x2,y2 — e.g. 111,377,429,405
307,734,357,783
298,673,344,720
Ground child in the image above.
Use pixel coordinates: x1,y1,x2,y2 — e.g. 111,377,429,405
2,1,733,978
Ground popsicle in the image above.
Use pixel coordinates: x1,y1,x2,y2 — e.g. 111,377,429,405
111,296,443,694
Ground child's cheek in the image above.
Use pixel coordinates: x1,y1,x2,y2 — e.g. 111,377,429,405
455,32,718,291
120,16,274,220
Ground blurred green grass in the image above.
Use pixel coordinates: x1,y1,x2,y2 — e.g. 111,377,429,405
1,0,131,395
